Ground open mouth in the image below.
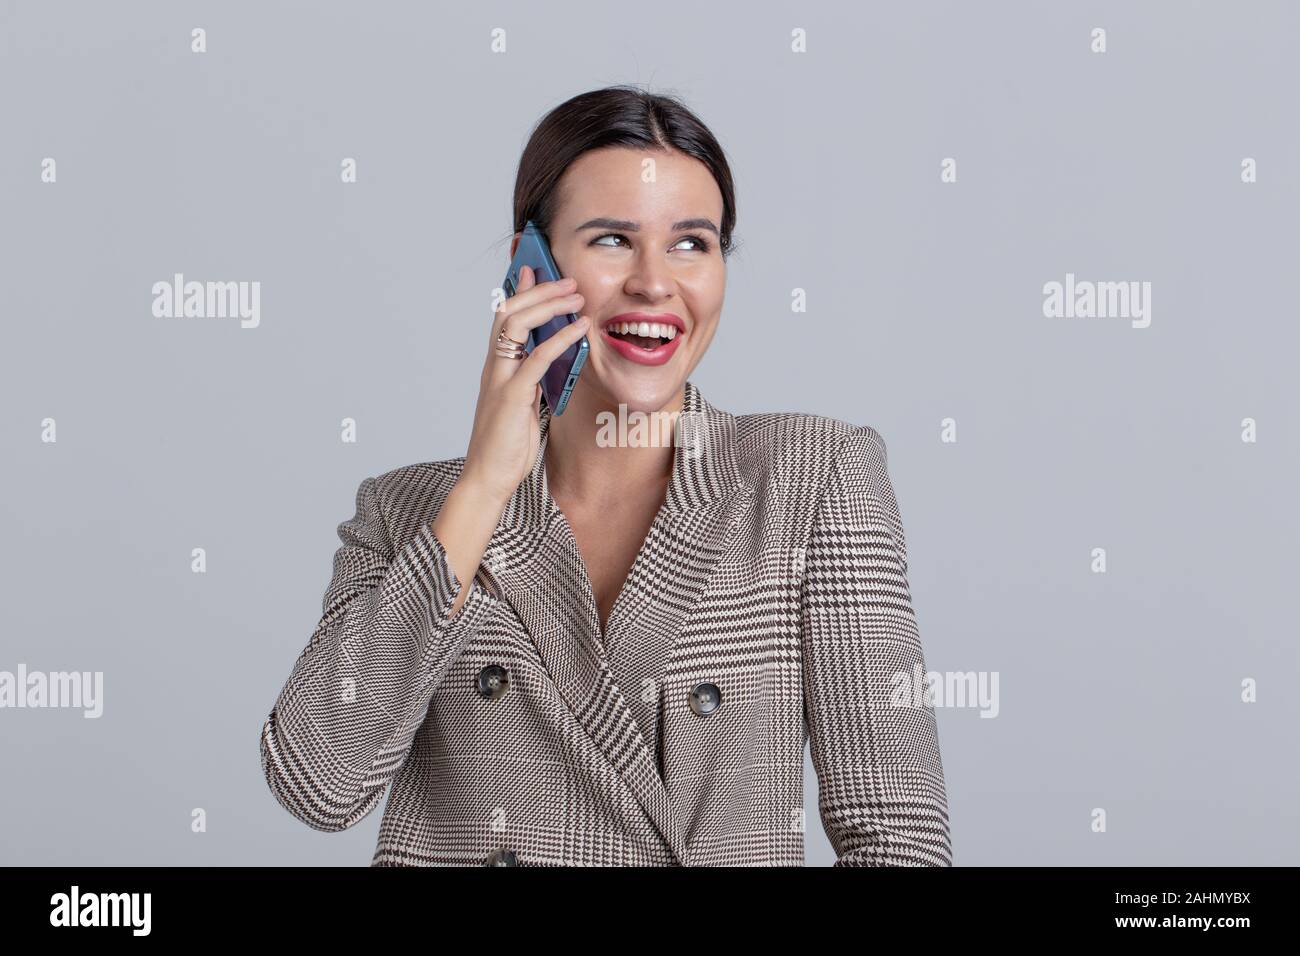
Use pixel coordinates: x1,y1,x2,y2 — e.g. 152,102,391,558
600,315,684,366
600,319,681,353
606,329,673,350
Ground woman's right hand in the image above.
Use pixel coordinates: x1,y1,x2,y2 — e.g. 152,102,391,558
460,264,591,507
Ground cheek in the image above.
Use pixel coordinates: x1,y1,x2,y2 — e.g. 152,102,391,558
690,322,719,353
574,267,622,300
682,276,725,325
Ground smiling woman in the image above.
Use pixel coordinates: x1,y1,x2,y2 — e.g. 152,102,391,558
515,149,730,402
260,84,953,867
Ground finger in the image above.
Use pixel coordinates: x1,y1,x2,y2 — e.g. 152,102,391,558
499,289,584,347
488,264,532,353
492,265,577,340
511,316,591,397
489,292,585,384
515,263,536,303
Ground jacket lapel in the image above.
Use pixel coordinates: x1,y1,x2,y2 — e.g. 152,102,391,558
481,380,751,865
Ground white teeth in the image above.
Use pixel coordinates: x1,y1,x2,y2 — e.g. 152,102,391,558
608,320,680,339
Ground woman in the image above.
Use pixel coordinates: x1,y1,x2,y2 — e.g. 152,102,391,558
260,86,952,866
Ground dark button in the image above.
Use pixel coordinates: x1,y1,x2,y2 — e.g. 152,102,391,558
485,848,518,867
688,682,722,716
476,665,509,700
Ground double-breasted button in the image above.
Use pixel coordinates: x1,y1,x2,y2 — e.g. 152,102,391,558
485,848,518,866
476,665,509,700
688,682,722,716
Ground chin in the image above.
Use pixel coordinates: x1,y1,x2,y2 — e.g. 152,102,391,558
585,368,686,415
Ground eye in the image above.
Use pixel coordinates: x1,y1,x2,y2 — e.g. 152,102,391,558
675,234,711,253
589,232,712,253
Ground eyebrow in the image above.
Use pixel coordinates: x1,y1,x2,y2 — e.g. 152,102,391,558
575,217,719,237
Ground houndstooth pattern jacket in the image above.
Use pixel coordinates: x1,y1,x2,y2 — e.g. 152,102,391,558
259,380,952,866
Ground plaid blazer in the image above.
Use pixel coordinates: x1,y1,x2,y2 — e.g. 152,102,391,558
260,380,952,866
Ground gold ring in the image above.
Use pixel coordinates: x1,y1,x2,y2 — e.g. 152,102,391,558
494,329,528,360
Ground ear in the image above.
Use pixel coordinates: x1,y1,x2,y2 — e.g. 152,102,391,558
509,233,521,258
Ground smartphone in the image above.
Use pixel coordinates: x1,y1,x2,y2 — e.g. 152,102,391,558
502,220,589,415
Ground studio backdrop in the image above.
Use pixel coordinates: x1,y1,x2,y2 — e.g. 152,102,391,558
1,0,1297,865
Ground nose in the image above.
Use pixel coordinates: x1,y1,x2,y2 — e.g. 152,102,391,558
622,250,675,302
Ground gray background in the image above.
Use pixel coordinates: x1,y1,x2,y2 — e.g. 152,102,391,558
2,0,1296,866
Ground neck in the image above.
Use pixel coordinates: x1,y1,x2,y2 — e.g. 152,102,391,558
544,386,685,510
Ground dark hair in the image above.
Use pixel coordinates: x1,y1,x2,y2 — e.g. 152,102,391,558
512,85,738,261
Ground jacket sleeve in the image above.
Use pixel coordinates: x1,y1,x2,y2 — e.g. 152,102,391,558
800,425,953,866
260,474,498,832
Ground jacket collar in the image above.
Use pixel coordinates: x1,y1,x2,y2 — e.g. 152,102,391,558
480,379,753,864
497,378,745,530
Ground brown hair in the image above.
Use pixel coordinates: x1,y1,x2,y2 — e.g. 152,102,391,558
512,85,738,261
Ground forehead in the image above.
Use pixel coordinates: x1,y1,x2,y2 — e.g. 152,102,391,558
553,147,722,223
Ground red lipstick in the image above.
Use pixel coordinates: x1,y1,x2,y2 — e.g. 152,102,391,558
601,312,685,367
